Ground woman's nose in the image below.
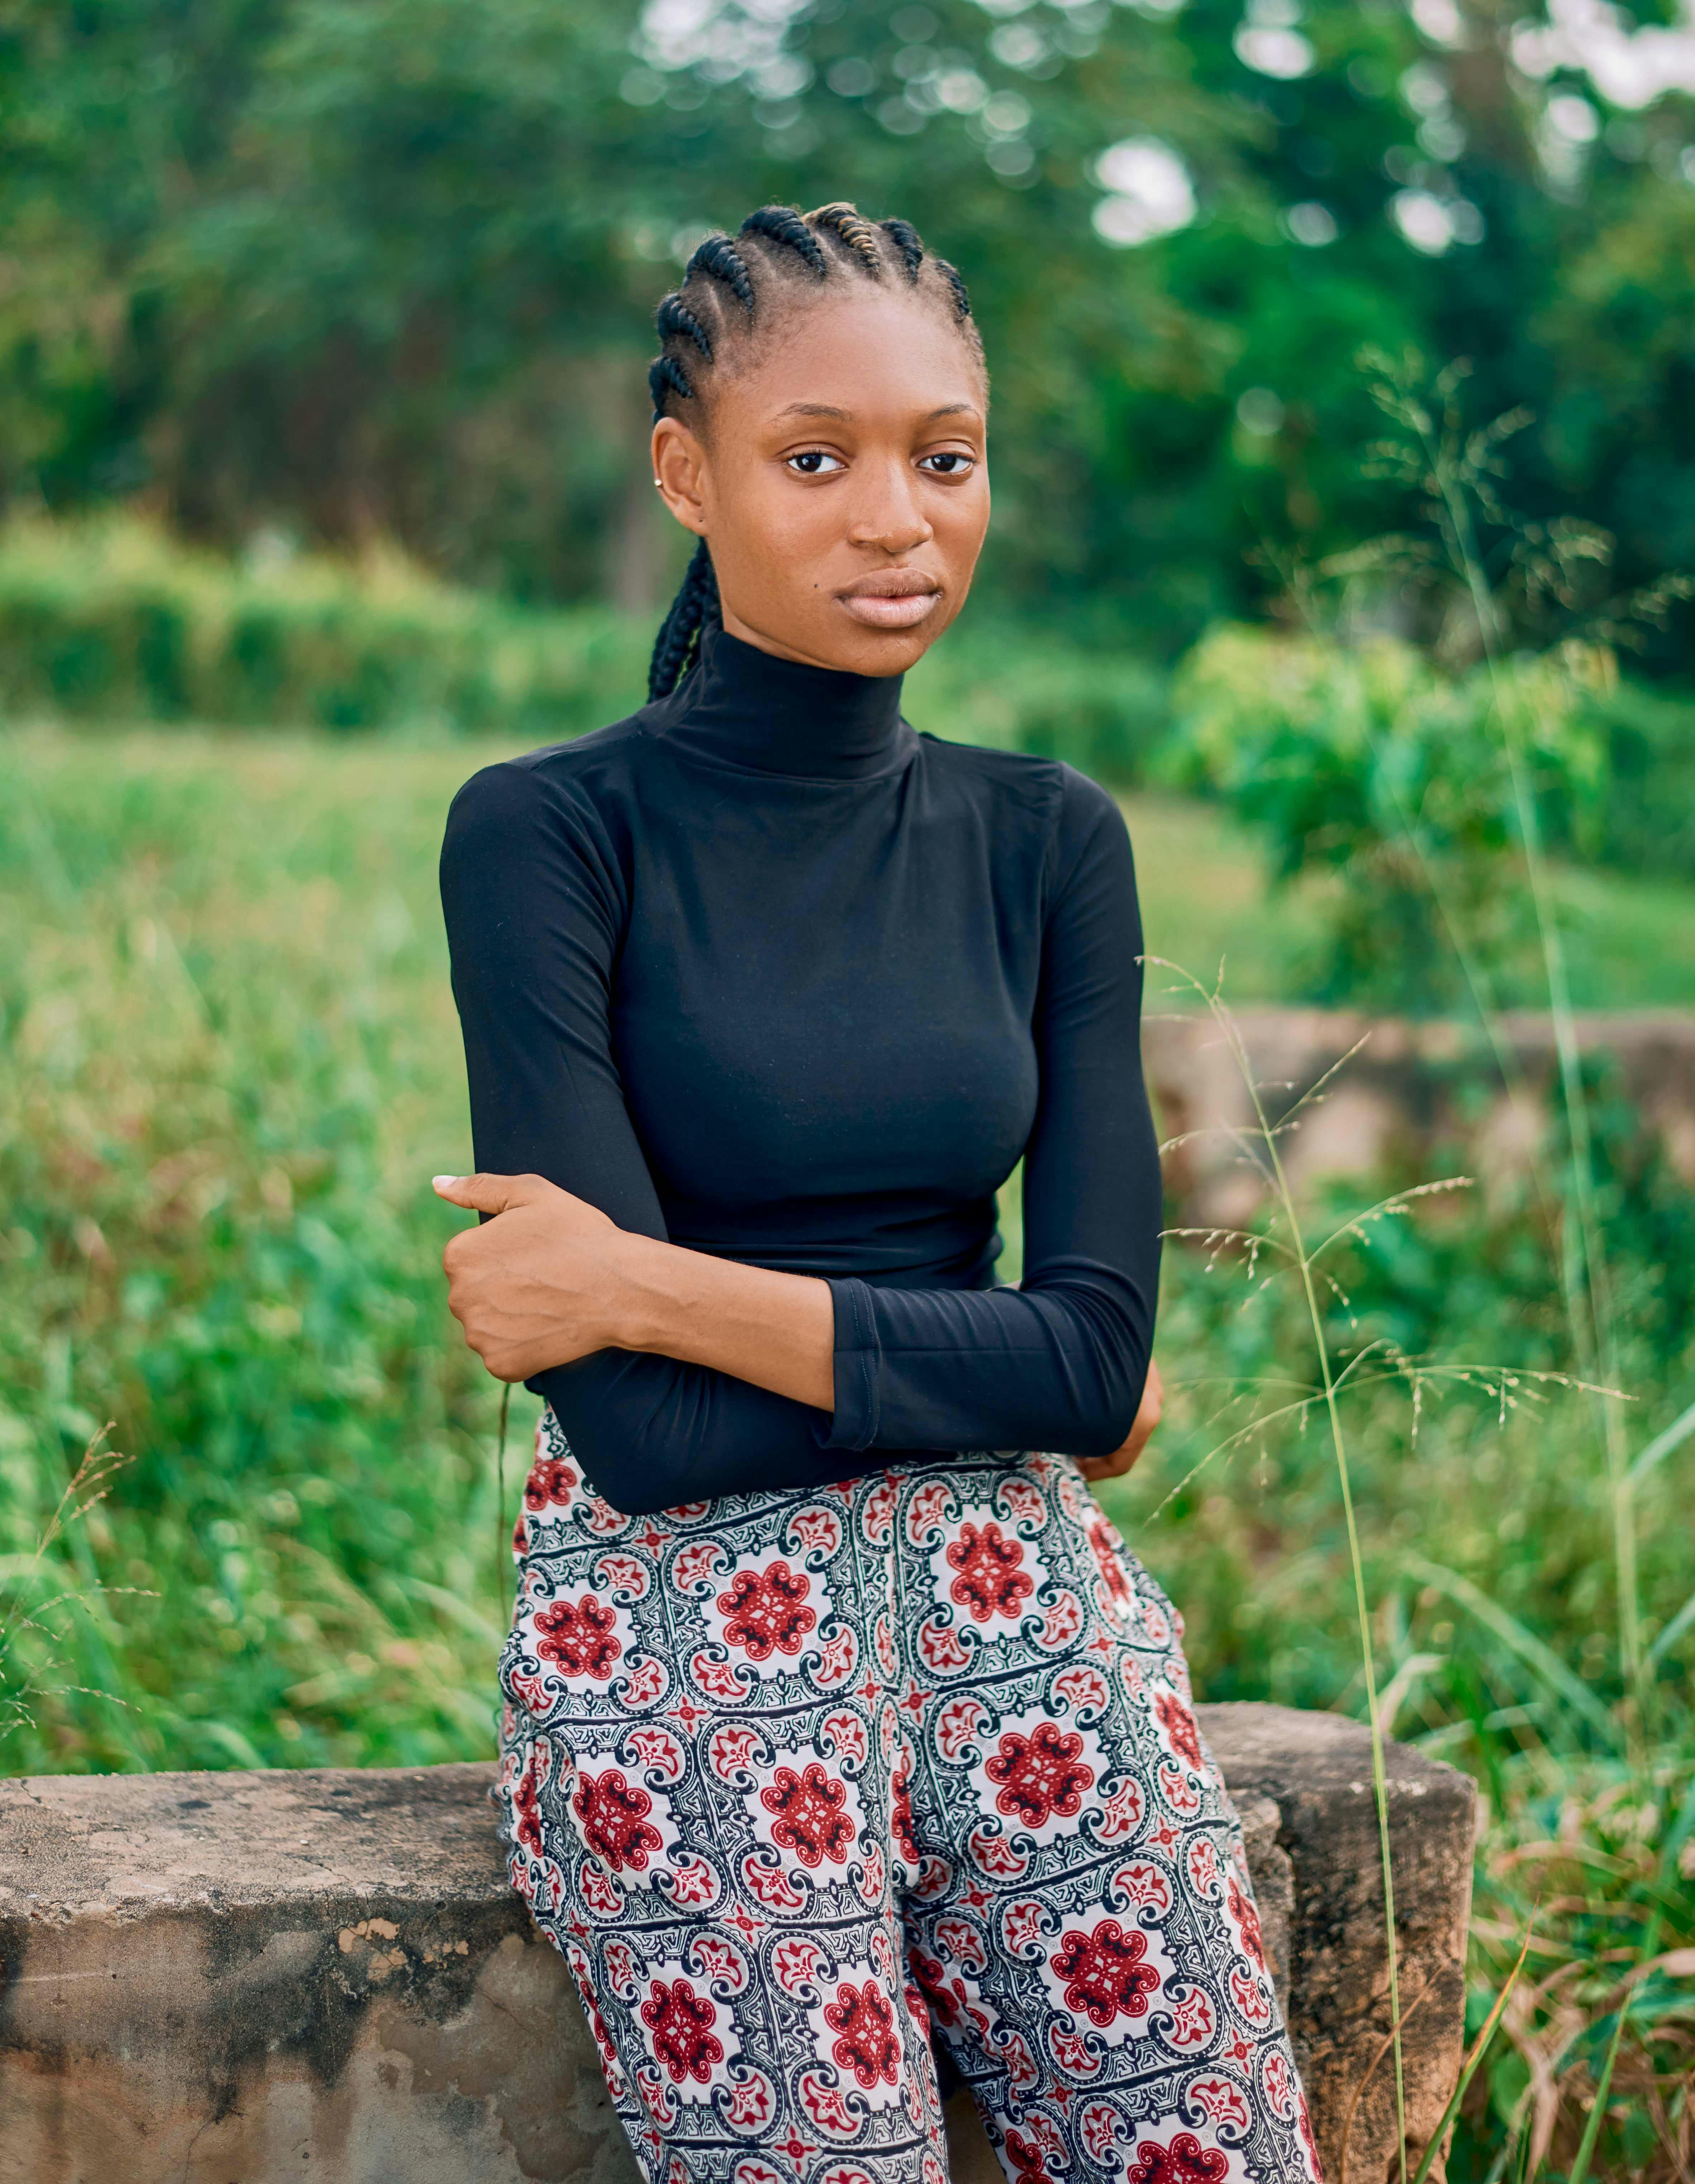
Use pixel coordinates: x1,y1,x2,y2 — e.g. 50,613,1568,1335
846,465,933,554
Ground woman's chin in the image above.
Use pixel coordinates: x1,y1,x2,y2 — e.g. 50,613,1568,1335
824,600,954,674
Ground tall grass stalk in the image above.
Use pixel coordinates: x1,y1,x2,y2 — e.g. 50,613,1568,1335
1364,359,1646,1744
0,1428,134,1760
1150,961,1412,2183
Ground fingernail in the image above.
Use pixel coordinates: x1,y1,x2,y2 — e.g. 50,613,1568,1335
432,1175,461,1188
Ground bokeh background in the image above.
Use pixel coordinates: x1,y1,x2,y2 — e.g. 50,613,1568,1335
3,3,1694,2176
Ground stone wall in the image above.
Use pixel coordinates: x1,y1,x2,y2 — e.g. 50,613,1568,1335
1144,1007,1695,1230
1,1705,1475,2184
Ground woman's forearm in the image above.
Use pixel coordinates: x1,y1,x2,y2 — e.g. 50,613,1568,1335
435,1170,835,1411
435,1171,1155,1487
610,1231,835,1410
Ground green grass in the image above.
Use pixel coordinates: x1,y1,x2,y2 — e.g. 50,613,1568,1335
1,721,1691,2177
1125,793,1695,1013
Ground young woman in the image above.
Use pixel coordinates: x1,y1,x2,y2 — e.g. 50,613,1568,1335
436,202,1320,2184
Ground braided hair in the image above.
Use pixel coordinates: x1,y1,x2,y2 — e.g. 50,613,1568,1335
645,202,981,702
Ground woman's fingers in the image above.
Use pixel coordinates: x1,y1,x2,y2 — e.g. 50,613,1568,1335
432,1170,625,1379
1076,1359,1164,1483
432,1171,548,1214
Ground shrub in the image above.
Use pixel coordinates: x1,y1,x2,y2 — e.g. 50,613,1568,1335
1579,678,1695,883
0,514,1172,778
907,631,1170,784
1158,624,1608,1011
0,514,649,737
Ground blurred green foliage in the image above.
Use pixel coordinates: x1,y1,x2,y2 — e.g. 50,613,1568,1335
0,513,649,734
0,725,1689,2177
5,0,1695,657
1583,675,1695,880
0,509,1177,777
1160,624,1609,1007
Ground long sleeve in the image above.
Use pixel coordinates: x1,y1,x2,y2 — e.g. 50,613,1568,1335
440,758,865,1515
822,774,1162,1458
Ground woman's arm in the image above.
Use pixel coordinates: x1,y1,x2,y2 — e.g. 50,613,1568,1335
441,754,879,1514
435,1164,1162,1476
440,754,1160,1511
432,1168,834,1410
817,772,1162,1457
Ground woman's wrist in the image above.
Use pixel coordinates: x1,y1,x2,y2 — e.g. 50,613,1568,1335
601,1230,694,1355
598,1228,835,1411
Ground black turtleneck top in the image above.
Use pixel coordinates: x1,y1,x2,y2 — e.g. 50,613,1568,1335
439,626,1161,1516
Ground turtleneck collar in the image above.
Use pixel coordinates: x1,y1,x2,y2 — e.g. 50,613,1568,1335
654,625,913,782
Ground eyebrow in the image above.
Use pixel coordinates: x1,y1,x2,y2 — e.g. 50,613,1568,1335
770,400,984,424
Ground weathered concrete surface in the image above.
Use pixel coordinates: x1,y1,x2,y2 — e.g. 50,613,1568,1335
1,1704,1474,2184
1144,1006,1695,1228
1204,1704,1477,2184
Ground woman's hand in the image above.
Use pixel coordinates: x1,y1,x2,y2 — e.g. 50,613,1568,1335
434,1172,631,1382
1076,1358,1163,1484
433,1172,838,1409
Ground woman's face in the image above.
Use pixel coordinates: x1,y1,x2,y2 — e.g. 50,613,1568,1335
652,284,990,678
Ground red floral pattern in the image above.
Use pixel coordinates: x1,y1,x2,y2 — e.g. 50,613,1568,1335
1086,1510,1136,1616
1050,1919,1162,2029
640,1976,724,2086
573,1766,663,1875
984,1722,1094,1829
525,1457,576,1512
823,1978,901,2091
1227,1874,1266,1969
717,1562,817,1661
496,1427,1322,2184
1001,2130,1048,2184
1125,2135,1231,2184
908,1947,958,2030
760,1762,856,1869
1156,1688,1204,1770
890,1753,921,1870
946,1522,1033,1623
534,1594,621,1680
512,1748,546,1857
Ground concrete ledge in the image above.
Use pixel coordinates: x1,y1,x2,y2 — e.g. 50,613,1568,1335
0,1703,1475,2184
1144,1007,1695,1226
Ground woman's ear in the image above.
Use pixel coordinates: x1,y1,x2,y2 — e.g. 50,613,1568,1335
652,418,709,538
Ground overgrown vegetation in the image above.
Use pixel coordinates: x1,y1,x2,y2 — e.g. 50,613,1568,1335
0,513,648,737
1,699,1691,2175
9,0,1695,662
0,513,1171,780
1127,359,1695,2183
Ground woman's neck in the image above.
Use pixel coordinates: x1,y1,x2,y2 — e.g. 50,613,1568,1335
656,625,911,782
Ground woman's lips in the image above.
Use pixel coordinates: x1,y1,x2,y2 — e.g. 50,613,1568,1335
837,578,943,629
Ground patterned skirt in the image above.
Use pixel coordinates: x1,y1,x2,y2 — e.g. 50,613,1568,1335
495,1408,1322,2184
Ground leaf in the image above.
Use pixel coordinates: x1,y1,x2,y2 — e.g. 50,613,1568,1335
1566,1998,1629,2184
1626,1394,1695,1489
1403,1558,1619,1747
1408,1926,1534,2184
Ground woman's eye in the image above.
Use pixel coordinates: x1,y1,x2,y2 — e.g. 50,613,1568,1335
918,451,975,477
786,450,845,475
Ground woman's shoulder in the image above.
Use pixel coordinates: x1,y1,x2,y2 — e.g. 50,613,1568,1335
915,734,1125,839
440,716,671,908
445,712,662,831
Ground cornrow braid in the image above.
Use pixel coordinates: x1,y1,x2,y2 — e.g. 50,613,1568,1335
809,201,885,275
936,261,971,323
643,202,983,692
880,217,925,281
656,294,714,362
648,538,721,702
739,204,827,276
685,233,755,316
648,354,694,418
